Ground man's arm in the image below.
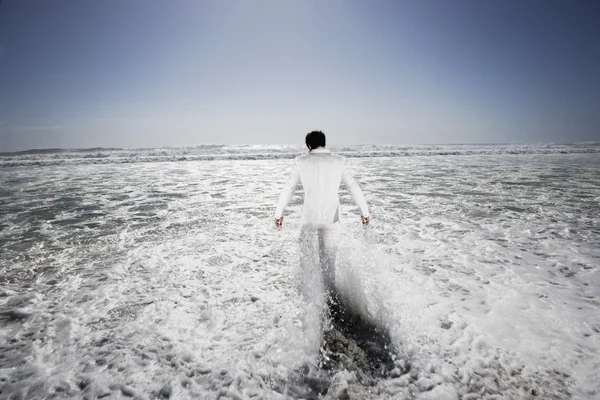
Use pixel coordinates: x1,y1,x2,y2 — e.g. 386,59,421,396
274,162,300,227
341,160,370,225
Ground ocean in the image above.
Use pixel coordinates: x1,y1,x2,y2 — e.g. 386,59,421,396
1,143,599,399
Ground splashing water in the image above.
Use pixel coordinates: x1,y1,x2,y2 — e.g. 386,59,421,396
1,147,598,399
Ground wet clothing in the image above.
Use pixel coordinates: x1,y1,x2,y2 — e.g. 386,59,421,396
274,148,369,224
275,147,369,293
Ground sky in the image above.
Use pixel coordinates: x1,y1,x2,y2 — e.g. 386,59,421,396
0,0,598,151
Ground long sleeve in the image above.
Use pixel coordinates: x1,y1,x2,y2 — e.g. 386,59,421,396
342,161,369,217
274,162,300,218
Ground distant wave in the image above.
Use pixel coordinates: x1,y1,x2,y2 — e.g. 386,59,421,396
0,144,226,157
0,147,120,156
1,143,598,168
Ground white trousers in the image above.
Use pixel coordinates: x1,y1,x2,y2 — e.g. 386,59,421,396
298,223,341,296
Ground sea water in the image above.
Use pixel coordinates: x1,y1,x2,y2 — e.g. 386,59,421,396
1,144,599,399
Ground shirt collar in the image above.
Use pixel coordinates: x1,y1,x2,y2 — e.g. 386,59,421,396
309,147,330,154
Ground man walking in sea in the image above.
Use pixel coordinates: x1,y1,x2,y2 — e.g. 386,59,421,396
274,131,370,303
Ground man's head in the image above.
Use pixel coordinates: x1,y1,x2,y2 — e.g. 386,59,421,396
305,130,326,150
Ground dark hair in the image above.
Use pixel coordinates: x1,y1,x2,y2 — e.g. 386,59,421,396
305,131,326,149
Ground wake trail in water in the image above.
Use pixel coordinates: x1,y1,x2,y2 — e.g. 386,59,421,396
280,227,408,399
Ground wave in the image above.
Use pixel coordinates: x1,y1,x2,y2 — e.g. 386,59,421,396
0,147,120,156
0,144,226,157
1,143,598,168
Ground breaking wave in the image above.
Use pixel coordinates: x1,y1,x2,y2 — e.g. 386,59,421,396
1,143,598,168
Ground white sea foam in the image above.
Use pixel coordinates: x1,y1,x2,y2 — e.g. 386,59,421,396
0,148,598,399
1,143,598,168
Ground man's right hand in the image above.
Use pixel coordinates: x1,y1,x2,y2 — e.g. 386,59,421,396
274,217,283,228
361,215,370,225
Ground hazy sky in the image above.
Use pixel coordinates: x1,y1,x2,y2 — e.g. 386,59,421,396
1,0,598,151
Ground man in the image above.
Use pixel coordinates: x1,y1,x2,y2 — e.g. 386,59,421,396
274,130,370,298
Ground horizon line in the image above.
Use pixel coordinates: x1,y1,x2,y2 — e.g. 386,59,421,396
1,141,599,156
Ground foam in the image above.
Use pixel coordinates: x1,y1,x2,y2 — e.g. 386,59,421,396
0,149,598,398
1,143,599,168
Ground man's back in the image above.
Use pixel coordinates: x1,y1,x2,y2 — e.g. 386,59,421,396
296,147,346,224
274,147,369,226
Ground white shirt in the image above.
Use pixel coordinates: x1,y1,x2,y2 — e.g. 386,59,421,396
274,147,369,224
